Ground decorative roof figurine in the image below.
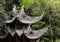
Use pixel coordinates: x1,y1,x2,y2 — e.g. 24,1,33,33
0,5,49,42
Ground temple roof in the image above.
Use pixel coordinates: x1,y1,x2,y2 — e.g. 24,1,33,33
0,24,49,39
0,5,48,39
5,14,44,24
5,5,44,24
24,25,48,39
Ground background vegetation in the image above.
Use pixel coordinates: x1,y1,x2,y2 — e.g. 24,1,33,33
0,0,60,42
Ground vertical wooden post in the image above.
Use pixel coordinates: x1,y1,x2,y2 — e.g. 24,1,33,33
30,39,36,42
36,39,40,42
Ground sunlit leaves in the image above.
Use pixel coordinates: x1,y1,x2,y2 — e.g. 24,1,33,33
32,21,46,30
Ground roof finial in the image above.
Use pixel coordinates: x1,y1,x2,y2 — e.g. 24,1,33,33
13,5,17,14
21,5,24,12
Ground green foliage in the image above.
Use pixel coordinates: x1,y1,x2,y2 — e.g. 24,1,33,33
17,0,44,16
0,13,8,27
56,39,60,42
41,0,60,42
1,0,60,42
32,21,45,30
5,0,13,11
0,3,3,7
40,37,50,42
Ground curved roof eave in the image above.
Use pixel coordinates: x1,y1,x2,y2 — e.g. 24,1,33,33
24,26,48,39
5,17,16,23
17,14,44,24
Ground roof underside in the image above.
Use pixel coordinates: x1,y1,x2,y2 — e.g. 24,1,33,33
0,25,48,39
